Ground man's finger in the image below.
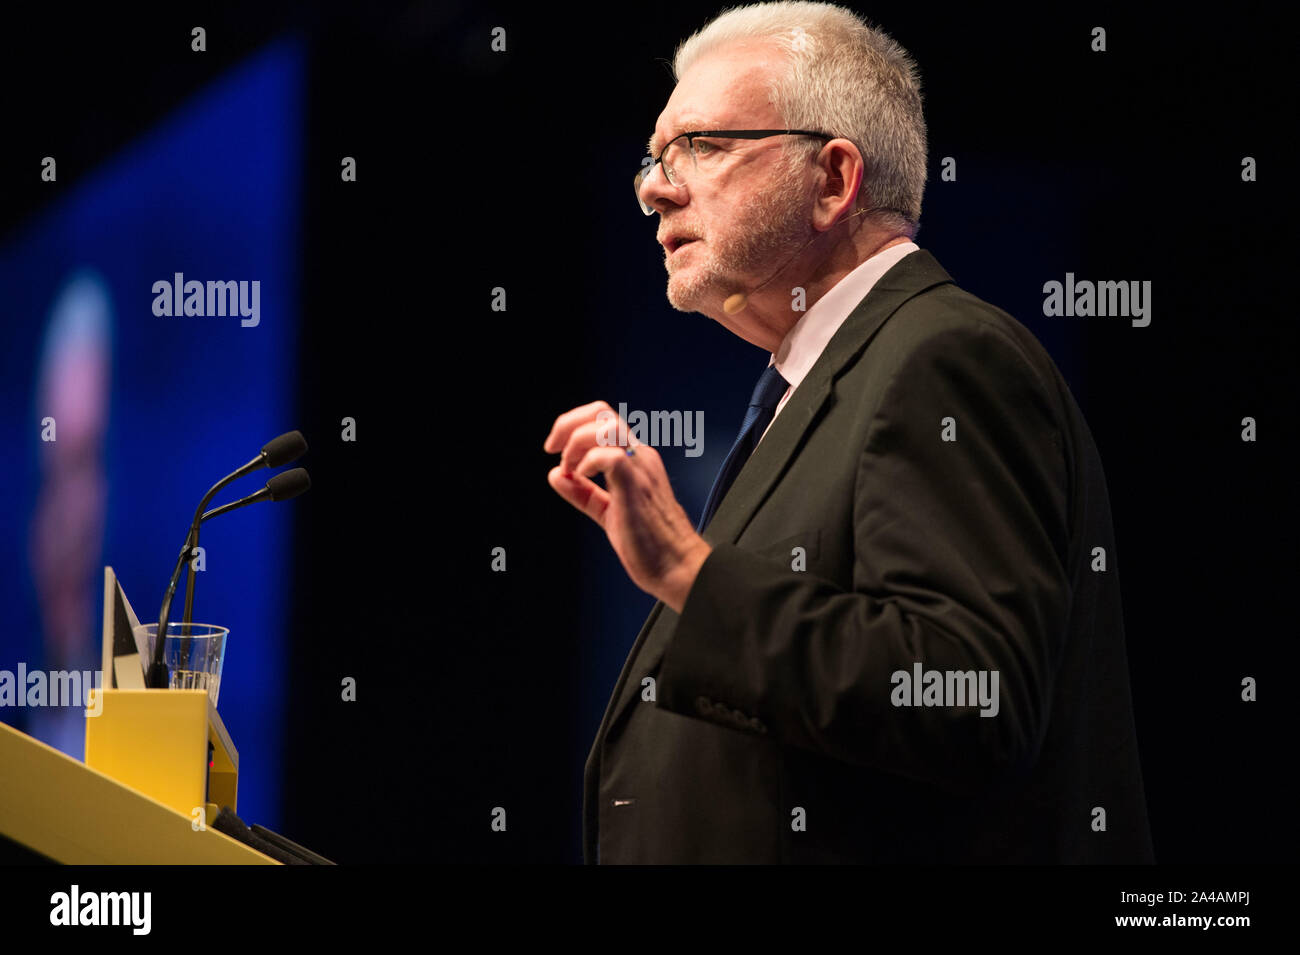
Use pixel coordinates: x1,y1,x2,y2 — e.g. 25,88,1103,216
547,465,611,524
573,447,644,506
559,419,629,474
543,400,614,453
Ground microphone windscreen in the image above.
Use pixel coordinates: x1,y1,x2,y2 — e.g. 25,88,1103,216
267,467,311,502
262,430,308,467
723,293,748,315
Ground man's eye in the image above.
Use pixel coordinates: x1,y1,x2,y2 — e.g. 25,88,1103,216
694,140,716,156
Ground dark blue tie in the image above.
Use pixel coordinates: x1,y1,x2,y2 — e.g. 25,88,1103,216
697,364,790,532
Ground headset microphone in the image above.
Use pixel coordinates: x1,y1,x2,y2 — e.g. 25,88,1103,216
722,206,875,315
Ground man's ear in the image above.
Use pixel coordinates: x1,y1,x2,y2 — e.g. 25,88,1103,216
813,138,864,231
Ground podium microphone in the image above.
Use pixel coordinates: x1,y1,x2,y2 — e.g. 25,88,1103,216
147,432,308,689
180,431,307,628
147,467,311,688
200,467,311,521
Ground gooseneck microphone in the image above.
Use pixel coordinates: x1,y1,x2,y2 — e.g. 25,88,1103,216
199,467,311,522
722,206,878,316
180,431,307,628
148,467,311,689
147,432,309,689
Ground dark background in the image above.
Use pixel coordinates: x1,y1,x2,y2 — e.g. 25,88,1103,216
1,1,1292,864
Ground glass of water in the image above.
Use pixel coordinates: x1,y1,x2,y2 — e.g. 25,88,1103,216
134,623,229,708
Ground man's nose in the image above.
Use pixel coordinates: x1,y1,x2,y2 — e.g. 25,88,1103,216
639,162,687,213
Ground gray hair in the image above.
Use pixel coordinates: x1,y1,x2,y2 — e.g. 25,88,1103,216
673,2,927,238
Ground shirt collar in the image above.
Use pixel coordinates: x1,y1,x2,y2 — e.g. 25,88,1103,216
769,241,920,385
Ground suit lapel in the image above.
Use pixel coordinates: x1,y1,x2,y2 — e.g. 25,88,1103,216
590,250,955,749
702,249,955,547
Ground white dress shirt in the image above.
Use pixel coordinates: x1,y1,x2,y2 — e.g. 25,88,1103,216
758,241,919,443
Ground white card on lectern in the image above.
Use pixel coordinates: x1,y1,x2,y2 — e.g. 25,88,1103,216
101,566,146,689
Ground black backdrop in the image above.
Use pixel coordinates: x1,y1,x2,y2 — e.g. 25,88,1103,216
2,1,1293,868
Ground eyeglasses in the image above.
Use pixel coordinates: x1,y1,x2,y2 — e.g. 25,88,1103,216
634,129,833,215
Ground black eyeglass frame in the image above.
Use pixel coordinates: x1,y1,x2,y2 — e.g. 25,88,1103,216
635,129,834,214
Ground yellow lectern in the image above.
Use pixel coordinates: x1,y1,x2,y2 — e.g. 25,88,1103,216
84,688,239,820
0,713,276,863
0,567,279,863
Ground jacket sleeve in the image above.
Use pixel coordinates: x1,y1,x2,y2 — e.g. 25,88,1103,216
655,317,1074,794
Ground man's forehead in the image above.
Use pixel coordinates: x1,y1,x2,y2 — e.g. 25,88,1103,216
648,43,783,155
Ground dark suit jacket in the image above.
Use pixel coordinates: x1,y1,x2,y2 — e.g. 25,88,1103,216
583,249,1154,864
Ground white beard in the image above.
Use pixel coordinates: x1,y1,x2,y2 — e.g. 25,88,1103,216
665,165,815,313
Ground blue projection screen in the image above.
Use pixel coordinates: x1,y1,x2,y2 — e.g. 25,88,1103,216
0,39,303,829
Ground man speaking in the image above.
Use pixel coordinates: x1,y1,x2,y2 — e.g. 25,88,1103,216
544,2,1153,863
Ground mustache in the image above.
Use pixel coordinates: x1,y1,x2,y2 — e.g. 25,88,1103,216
657,224,705,244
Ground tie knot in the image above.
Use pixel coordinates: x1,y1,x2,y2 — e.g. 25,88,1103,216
749,364,789,412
